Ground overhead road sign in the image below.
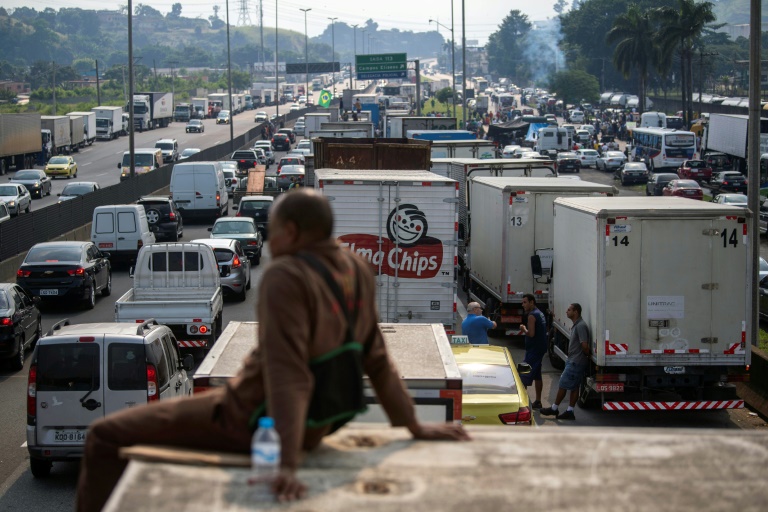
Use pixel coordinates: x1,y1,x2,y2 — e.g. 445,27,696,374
286,62,341,74
356,53,407,80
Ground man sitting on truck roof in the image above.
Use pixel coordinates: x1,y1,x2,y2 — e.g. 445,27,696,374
76,190,469,512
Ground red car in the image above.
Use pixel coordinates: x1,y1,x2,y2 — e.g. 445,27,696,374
677,160,713,182
662,179,703,200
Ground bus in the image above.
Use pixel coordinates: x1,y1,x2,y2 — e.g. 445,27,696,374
630,127,696,171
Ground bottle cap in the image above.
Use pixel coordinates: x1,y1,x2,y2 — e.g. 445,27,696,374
258,417,275,429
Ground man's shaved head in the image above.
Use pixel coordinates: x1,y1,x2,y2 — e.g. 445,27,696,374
272,189,334,241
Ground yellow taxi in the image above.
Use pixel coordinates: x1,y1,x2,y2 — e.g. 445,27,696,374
451,340,533,426
44,155,78,179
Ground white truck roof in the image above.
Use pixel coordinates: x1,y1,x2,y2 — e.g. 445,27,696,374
315,169,454,183
473,177,616,193
554,196,750,218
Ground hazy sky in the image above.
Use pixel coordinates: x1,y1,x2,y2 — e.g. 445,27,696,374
2,1,559,45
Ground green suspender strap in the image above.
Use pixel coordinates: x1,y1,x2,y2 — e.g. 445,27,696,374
248,252,368,433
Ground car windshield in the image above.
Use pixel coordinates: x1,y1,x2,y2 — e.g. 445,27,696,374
723,195,748,203
213,221,255,234
687,161,705,168
558,153,577,159
61,184,93,196
676,180,699,188
181,149,200,157
48,157,69,164
213,248,235,264
241,201,272,212
37,344,100,392
625,163,647,170
606,152,624,158
122,154,156,167
223,170,235,179
725,174,744,180
155,142,174,150
14,170,41,180
459,363,517,394
0,185,19,195
189,121,201,126
26,245,81,263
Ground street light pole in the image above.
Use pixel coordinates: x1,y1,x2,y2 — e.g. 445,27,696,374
328,17,337,98
225,0,234,152
351,24,358,90
275,0,279,118
128,0,135,178
430,18,455,119
461,0,466,126
300,8,311,102
361,29,366,54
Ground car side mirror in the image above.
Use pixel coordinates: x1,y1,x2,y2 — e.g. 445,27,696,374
517,362,533,375
531,255,543,278
117,163,121,169
56,193,61,196
181,354,195,372
232,204,238,210
207,227,213,231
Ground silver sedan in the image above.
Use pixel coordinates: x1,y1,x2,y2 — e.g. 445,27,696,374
596,151,627,172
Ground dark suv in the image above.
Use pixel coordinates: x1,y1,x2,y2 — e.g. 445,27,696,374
272,133,291,151
556,152,581,173
137,196,184,242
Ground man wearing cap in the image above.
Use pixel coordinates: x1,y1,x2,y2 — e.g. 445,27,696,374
461,302,496,344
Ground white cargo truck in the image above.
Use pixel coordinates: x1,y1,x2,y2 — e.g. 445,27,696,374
320,122,375,137
389,117,458,138
703,114,768,174
315,169,459,333
66,111,96,146
549,197,751,410
431,140,496,159
40,116,72,155
304,113,332,137
68,115,85,151
468,178,616,335
115,243,225,356
193,322,463,423
92,106,124,140
308,128,369,140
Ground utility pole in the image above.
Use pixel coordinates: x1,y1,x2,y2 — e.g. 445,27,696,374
167,60,178,101
698,50,718,119
226,0,234,152
328,17,337,98
300,8,311,101
351,24,358,90
461,0,467,126
748,0,760,348
128,0,135,179
260,0,264,75
430,19,455,119
275,0,279,118
415,59,421,116
95,60,101,105
51,62,56,115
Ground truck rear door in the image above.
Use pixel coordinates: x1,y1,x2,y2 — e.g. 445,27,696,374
639,219,713,358
115,209,139,254
193,171,216,211
104,339,148,414
710,217,748,358
35,338,104,446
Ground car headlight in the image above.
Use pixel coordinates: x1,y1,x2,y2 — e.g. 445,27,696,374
9,201,15,206
34,182,40,187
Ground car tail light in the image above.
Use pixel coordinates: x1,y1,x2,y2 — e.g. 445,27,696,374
147,364,159,402
1,317,12,326
236,211,242,217
247,241,258,246
169,211,176,221
499,406,532,425
216,192,221,206
17,269,30,278
232,255,242,268
67,267,85,277
27,364,37,418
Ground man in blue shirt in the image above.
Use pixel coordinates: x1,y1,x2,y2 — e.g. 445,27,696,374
461,302,496,344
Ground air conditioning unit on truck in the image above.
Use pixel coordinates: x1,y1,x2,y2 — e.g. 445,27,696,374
315,169,459,334
549,197,751,411
468,178,616,336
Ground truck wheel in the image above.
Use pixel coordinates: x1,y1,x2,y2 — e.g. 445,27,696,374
548,330,566,371
30,458,52,478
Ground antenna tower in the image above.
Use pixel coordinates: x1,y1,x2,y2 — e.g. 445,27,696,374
237,0,252,26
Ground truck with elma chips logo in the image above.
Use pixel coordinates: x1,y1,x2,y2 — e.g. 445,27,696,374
314,169,458,334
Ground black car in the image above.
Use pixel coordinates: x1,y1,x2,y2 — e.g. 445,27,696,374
186,119,204,133
278,128,296,144
0,283,41,371
236,196,274,239
556,152,581,173
231,150,263,172
645,173,679,196
137,196,184,242
272,133,291,151
10,169,52,199
16,241,112,310
711,171,748,193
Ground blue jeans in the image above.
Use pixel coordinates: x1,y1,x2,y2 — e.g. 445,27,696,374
558,362,587,391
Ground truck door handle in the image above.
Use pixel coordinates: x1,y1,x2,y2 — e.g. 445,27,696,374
118,237,125,240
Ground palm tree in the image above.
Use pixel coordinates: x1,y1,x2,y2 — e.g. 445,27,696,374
656,0,716,126
606,4,659,116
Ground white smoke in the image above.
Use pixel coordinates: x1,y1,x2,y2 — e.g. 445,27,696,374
521,18,566,85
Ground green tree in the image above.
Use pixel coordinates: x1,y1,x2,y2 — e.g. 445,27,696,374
656,0,716,126
549,69,599,106
168,3,182,19
553,0,569,15
486,10,532,79
435,87,454,104
606,3,659,115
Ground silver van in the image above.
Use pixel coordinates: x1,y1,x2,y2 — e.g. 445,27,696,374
170,161,229,220
26,319,193,477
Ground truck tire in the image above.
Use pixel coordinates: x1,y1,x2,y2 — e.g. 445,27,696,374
548,330,566,371
30,458,52,478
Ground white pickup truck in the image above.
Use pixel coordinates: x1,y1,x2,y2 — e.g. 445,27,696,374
115,243,225,357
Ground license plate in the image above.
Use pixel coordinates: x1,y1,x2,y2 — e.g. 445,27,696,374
54,430,86,443
40,289,58,296
664,366,686,375
501,315,523,324
98,242,113,249
595,383,624,392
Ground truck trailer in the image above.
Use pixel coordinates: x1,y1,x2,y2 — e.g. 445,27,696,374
40,115,72,156
0,113,42,174
131,92,173,130
467,178,616,336
549,197,750,410
703,113,768,174
315,169,459,333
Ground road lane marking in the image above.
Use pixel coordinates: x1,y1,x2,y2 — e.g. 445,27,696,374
215,141,222,145
82,162,93,166
21,441,27,448
95,172,109,176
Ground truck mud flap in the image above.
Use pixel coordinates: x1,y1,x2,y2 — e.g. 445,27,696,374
602,400,744,411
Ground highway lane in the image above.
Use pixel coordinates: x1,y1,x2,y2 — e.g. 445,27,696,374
8,103,296,211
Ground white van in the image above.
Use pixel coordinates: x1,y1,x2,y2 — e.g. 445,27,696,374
91,205,156,262
26,319,194,477
534,126,571,154
170,162,229,220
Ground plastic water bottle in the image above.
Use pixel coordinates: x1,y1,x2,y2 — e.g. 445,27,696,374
252,417,281,480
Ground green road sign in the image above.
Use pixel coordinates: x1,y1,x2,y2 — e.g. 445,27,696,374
355,53,408,80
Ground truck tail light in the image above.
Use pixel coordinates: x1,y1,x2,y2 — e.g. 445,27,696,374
499,407,531,425
28,364,37,418
67,267,85,277
147,364,159,402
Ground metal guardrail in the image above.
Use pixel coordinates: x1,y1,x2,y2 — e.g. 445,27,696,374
0,107,314,262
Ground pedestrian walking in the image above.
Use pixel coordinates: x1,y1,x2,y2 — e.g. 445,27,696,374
75,190,470,512
461,302,496,344
519,294,547,409
540,303,590,421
